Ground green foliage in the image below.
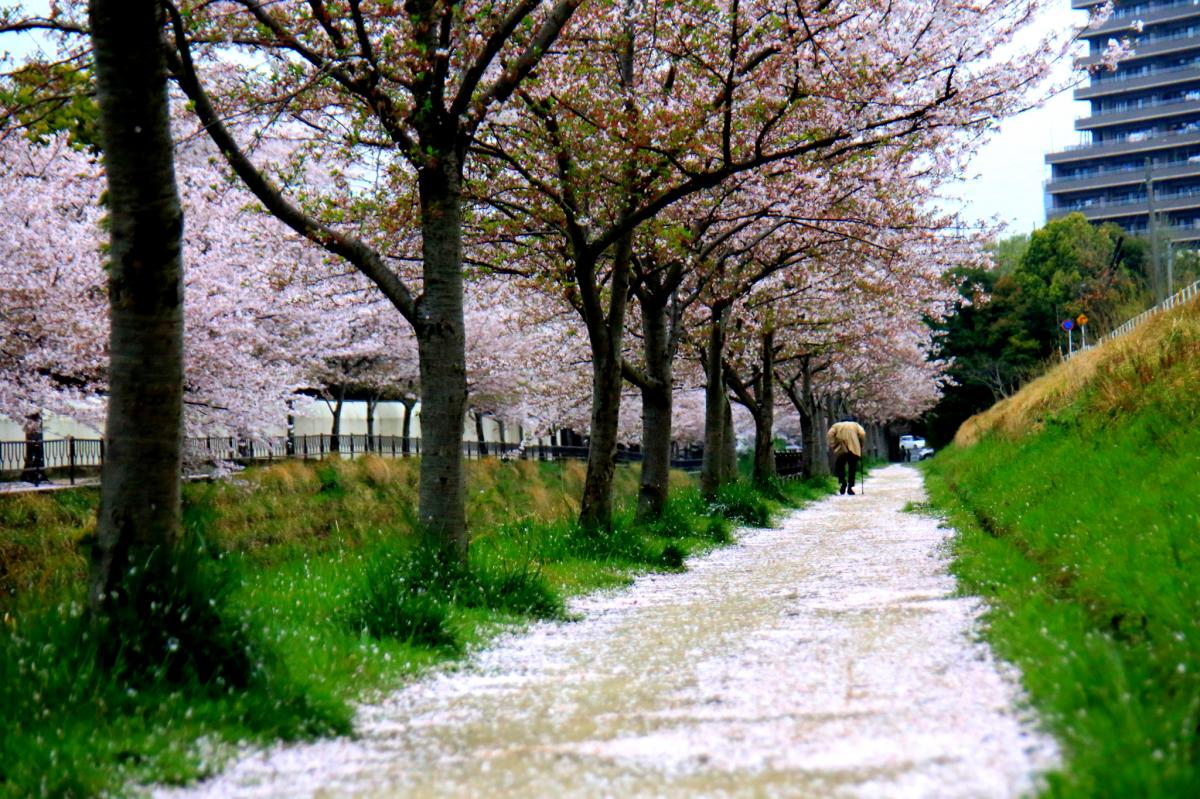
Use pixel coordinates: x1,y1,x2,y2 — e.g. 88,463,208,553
922,342,1200,797
0,537,350,799
340,539,565,648
642,489,732,543
711,481,777,526
0,62,101,151
338,544,459,648
95,536,255,687
926,217,1150,447
315,464,346,497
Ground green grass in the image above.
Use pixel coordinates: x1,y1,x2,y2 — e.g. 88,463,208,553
0,460,832,798
922,303,1200,798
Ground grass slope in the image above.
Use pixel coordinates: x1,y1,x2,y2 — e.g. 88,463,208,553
923,296,1200,798
1,457,832,798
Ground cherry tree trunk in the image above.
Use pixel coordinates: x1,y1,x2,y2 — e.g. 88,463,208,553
366,396,378,452
637,297,673,521
328,386,345,454
796,362,830,478
579,237,634,532
21,414,46,485
721,394,737,483
475,412,488,457
87,0,185,613
824,397,840,472
401,398,416,455
700,308,727,498
800,409,830,477
751,332,776,485
416,160,469,558
580,352,623,530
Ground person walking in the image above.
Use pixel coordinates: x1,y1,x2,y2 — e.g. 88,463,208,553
828,416,867,495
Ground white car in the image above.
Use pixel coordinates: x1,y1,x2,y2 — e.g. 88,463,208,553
899,435,926,461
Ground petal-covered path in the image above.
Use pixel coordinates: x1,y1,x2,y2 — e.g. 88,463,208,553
162,465,1057,799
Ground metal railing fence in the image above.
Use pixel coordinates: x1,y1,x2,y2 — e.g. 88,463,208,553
1067,278,1200,359
1,433,706,485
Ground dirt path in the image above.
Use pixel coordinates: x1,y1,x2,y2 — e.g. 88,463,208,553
161,465,1056,798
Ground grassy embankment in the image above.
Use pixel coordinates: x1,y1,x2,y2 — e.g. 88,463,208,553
0,455,831,798
922,296,1200,797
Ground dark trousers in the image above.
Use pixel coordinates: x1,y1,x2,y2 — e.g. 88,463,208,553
835,452,861,488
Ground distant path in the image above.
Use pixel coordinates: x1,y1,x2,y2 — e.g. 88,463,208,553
161,465,1056,799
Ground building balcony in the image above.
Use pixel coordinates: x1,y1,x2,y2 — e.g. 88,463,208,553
1048,187,1200,221
1121,220,1200,240
1076,64,1200,100
1083,1,1200,40
1047,159,1200,193
1078,32,1200,68
1046,129,1200,163
1077,97,1200,130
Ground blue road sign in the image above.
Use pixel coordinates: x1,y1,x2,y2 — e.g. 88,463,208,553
1061,319,1074,331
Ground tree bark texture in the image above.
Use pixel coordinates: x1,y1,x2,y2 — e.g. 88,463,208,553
721,393,737,483
578,235,634,531
700,307,727,498
636,294,673,521
88,0,186,613
792,359,830,478
416,159,469,557
366,396,379,451
578,15,638,531
824,396,840,472
21,414,46,485
328,386,345,454
751,331,776,485
474,412,488,457
580,352,624,530
401,397,416,454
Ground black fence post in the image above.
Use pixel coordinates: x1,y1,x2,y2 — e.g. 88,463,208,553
68,436,76,486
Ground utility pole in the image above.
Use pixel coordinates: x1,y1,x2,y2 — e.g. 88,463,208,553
1167,240,1175,297
1146,157,1164,303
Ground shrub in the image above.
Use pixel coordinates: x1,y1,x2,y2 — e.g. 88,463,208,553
339,544,458,648
710,481,775,527
340,540,565,649
95,535,256,688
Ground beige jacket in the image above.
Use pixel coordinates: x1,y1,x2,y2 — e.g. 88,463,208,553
827,421,866,457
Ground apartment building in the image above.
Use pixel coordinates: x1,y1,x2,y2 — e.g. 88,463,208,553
1045,0,1200,241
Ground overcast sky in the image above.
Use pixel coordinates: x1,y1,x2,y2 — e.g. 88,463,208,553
947,2,1091,236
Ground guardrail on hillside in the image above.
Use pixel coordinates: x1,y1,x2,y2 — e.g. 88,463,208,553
1068,278,1200,359
1,433,704,487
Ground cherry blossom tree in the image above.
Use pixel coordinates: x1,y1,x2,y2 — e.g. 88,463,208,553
0,136,107,429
